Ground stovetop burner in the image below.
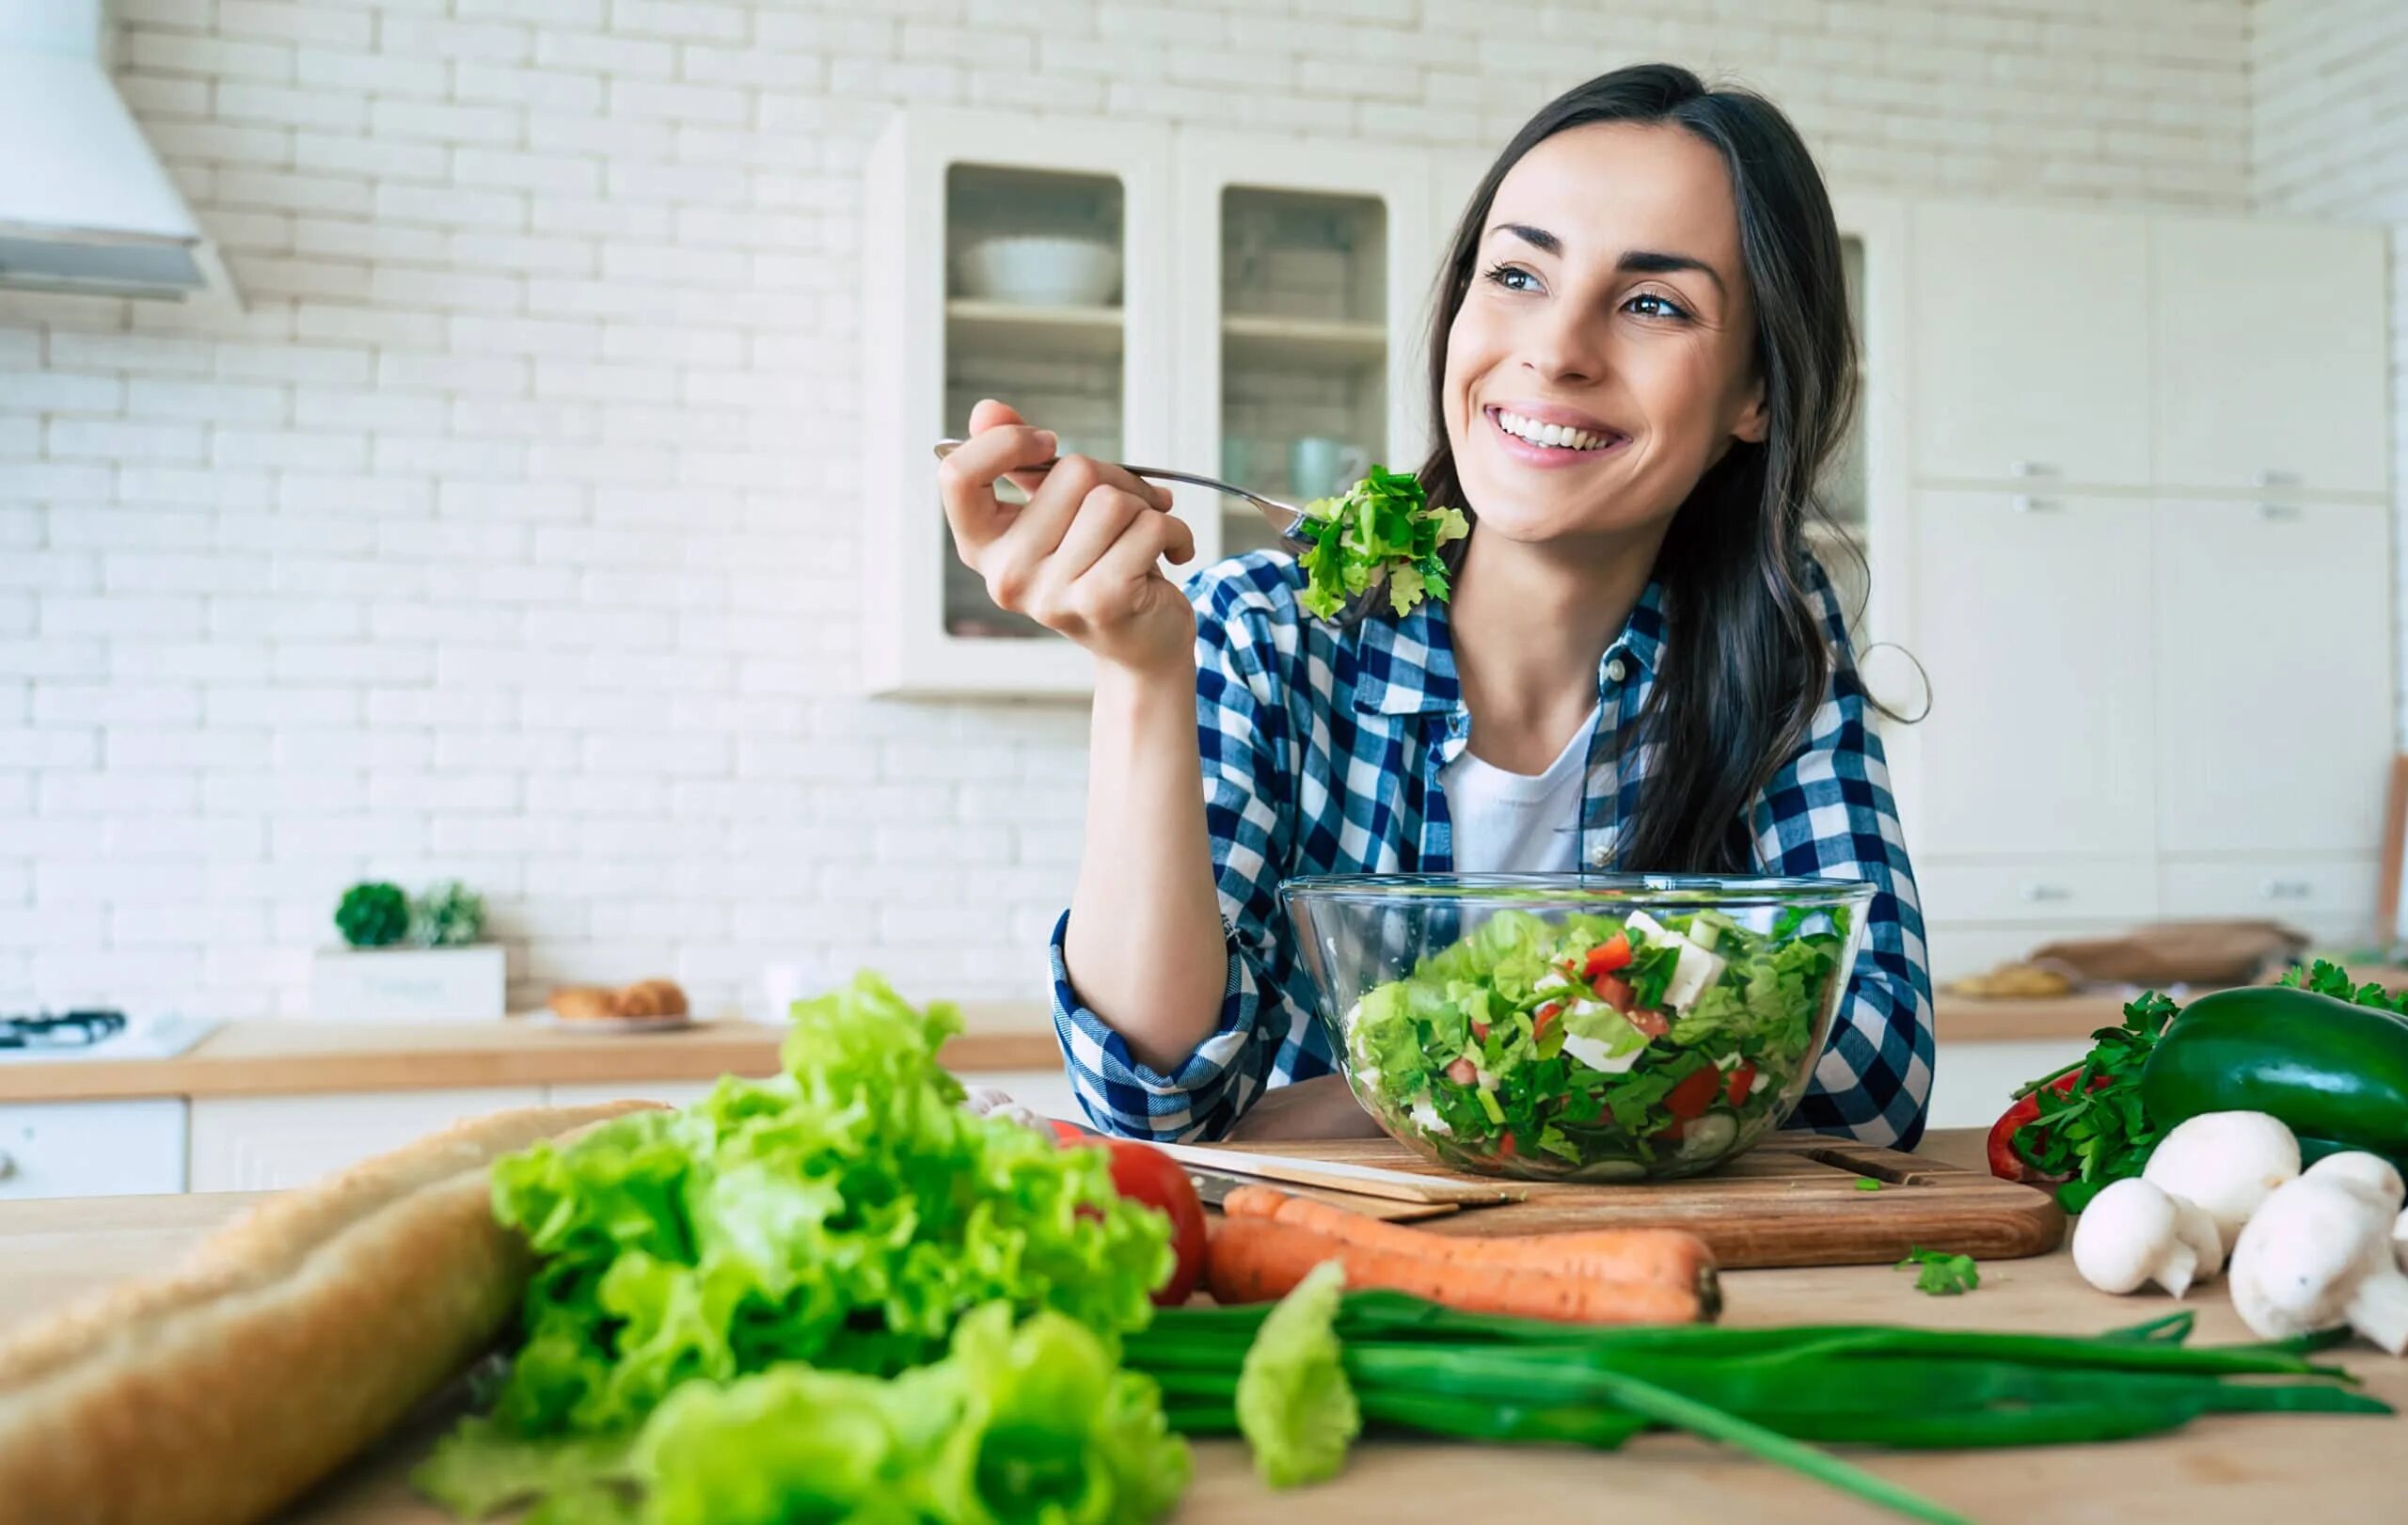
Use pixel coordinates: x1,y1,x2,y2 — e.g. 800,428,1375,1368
0,1009,129,1050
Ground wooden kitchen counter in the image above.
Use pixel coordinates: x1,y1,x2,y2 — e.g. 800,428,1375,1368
0,1009,1062,1104
2,1130,2400,1524
0,991,2177,1106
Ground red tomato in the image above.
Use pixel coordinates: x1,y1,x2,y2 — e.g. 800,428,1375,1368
1446,1056,1479,1086
1049,1120,1207,1305
1470,1018,1491,1042
1583,934,1633,977
1726,1062,1758,1107
1592,974,1634,1011
1627,1008,1671,1040
1497,1130,1518,1159
1666,1066,1722,1122
1533,1001,1562,1035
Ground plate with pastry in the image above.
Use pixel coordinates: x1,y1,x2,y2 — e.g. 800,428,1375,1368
538,977,696,1033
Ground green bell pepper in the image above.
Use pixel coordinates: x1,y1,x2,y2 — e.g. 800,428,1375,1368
2139,985,2408,1167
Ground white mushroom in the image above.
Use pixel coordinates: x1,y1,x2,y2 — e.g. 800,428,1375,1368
2070,1178,2224,1298
2396,1207,2407,1275
2227,1171,2408,1354
2139,1111,2301,1263
2303,1151,2406,1214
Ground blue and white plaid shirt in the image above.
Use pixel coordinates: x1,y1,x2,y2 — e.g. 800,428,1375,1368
1048,551,1936,1150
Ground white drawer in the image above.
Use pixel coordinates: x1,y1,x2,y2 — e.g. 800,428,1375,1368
0,1099,187,1199
2159,857,2376,923
188,1087,546,1193
1919,859,2159,926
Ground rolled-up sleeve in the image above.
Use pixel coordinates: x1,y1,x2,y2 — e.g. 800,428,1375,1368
1749,573,1937,1150
1048,568,1337,1141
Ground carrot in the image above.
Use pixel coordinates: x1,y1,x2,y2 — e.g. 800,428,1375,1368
1219,1183,1716,1295
1205,1216,1710,1326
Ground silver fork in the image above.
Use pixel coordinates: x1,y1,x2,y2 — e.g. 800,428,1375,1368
931,438,1314,547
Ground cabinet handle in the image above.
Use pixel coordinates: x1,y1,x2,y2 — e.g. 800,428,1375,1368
2258,502,2303,522
2010,460,2058,479
2019,883,2071,902
2010,495,2061,514
2254,468,2302,488
2259,879,2314,900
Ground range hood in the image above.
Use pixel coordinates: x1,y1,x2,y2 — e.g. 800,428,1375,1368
0,0,235,304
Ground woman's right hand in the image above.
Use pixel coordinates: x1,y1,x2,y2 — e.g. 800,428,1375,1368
937,399,1198,677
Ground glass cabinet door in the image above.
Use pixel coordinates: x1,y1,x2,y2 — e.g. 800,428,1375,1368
940,164,1129,641
1215,187,1390,559
1172,136,1431,570
861,110,1169,698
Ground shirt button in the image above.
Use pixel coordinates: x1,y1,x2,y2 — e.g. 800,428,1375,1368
1605,658,1627,683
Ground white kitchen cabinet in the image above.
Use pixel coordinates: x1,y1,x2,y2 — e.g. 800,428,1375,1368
2152,500,2392,859
964,1067,1080,1120
188,1087,544,1193
1921,923,2131,986
862,109,1175,699
0,1099,185,1199
2160,855,2378,948
1926,1039,2090,1133
1909,491,2158,859
2149,217,2391,497
1172,132,1433,564
1917,860,2160,929
1908,202,2151,486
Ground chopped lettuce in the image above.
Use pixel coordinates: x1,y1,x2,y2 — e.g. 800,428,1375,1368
1234,1263,1359,1487
1342,906,1849,1177
1293,466,1468,620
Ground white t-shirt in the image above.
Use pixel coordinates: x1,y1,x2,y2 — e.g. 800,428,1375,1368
1438,706,1597,872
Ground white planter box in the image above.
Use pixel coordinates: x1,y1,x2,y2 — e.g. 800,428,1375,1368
309,945,506,1022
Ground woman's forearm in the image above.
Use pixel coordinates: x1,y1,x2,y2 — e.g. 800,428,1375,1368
1064,659,1229,1073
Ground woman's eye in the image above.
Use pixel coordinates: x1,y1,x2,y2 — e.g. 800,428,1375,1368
1482,262,1540,293
1625,292,1689,321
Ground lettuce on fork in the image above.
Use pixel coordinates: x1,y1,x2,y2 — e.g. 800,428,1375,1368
1294,466,1469,620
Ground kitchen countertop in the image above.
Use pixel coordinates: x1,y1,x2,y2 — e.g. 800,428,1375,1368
0,993,2169,1105
0,1009,1063,1104
1,1129,2397,1523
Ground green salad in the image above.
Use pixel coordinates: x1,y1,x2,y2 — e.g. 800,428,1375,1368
1344,905,1850,1179
1293,467,1468,620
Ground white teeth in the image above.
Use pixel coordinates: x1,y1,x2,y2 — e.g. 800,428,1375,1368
1495,408,1610,452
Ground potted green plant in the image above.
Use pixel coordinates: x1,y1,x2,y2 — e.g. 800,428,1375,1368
309,879,506,1020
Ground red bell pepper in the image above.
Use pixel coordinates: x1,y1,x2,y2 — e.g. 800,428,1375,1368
1583,933,1633,977
1984,1071,2106,1183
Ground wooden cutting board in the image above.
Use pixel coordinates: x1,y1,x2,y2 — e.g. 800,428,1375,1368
1221,1134,2066,1269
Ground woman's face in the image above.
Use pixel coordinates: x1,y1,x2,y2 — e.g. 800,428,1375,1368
1443,120,1766,546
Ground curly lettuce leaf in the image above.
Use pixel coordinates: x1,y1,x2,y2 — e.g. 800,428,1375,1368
1234,1262,1360,1487
477,972,1173,1440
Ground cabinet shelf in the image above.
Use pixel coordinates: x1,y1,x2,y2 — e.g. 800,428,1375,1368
1222,313,1387,369
945,298,1124,358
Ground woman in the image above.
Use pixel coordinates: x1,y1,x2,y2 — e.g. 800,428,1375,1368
937,65,1934,1149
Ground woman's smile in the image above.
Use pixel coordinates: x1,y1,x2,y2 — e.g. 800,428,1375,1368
1482,402,1634,469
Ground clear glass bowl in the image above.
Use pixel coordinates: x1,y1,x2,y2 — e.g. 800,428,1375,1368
1282,873,1874,1182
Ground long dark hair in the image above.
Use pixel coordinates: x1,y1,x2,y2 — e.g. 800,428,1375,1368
1418,64,1861,873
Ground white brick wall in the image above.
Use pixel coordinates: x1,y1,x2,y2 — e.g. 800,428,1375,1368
2250,0,2407,739
1,0,2260,1019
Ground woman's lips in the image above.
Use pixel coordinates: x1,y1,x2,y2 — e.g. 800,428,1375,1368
1484,405,1630,469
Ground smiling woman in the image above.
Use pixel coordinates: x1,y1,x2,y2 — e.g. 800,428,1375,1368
933,64,1931,1151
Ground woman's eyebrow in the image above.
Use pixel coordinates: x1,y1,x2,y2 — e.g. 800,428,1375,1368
1619,249,1726,295
1487,224,1726,296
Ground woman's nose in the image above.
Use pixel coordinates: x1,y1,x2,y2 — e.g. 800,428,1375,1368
1519,304,1606,386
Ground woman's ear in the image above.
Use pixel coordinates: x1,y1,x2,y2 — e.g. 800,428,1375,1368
1732,376,1770,444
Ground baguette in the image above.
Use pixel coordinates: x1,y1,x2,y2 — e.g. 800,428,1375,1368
0,1099,659,1525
